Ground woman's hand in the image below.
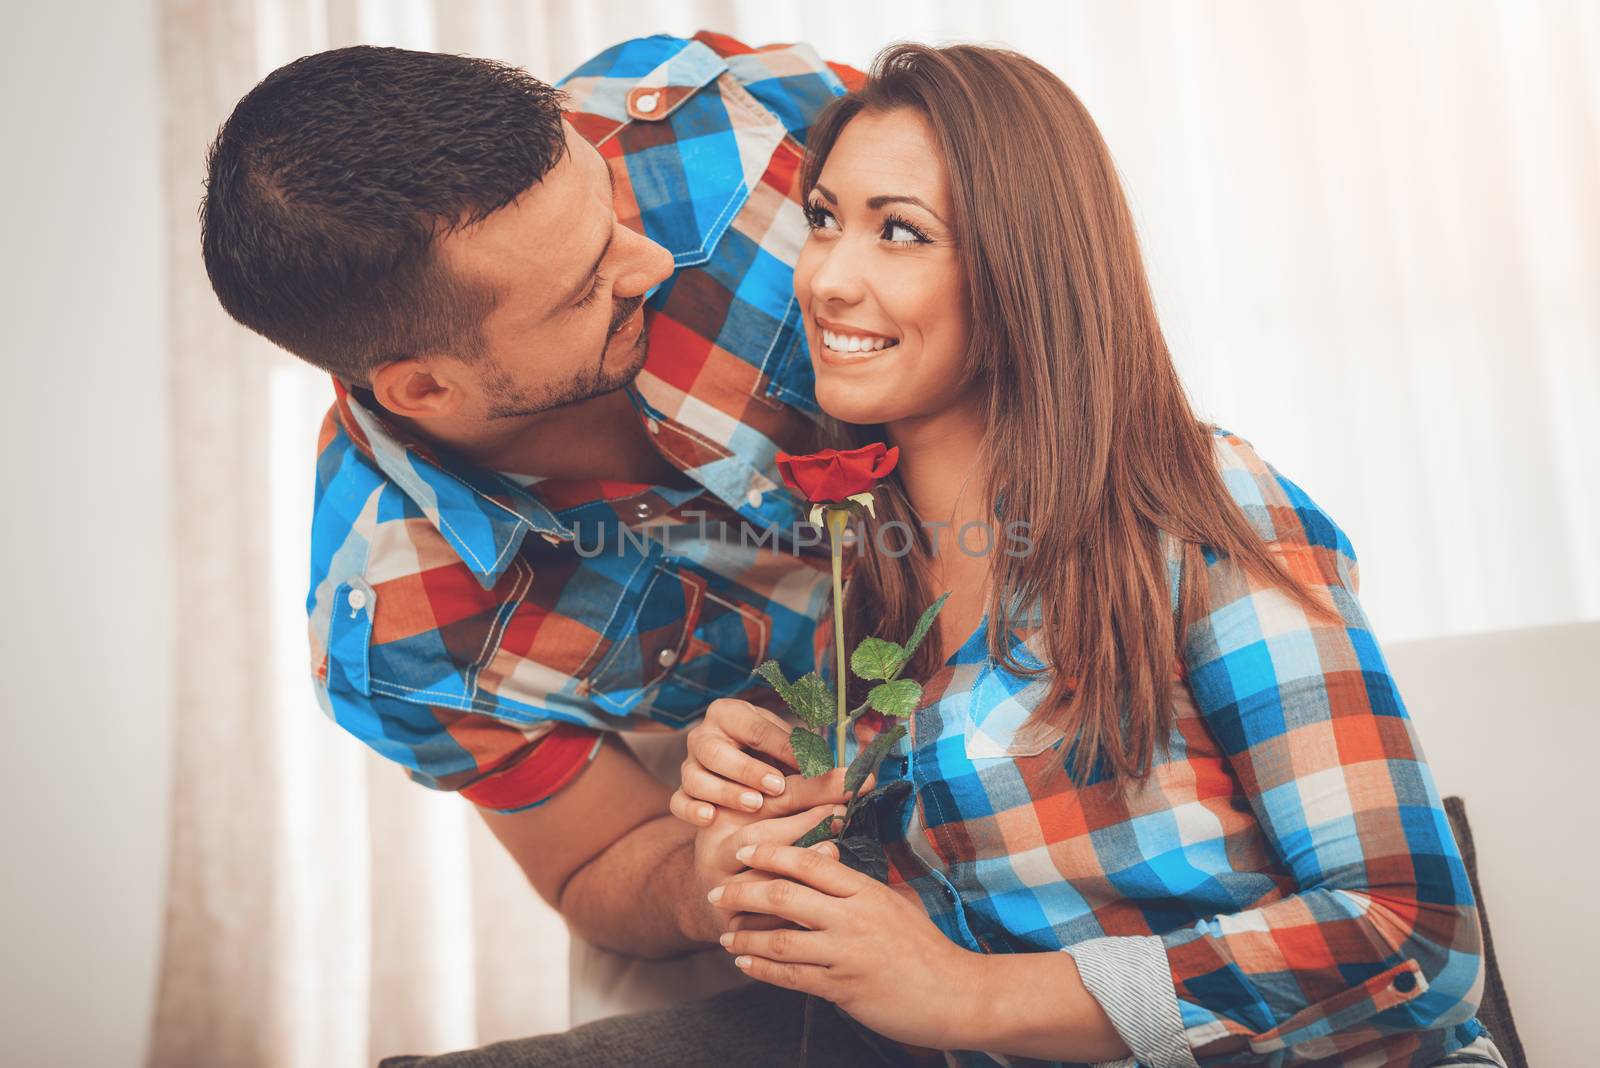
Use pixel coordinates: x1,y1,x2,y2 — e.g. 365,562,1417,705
709,840,983,1053
669,698,874,826
683,767,859,944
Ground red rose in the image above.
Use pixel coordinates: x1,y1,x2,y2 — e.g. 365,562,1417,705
775,443,900,503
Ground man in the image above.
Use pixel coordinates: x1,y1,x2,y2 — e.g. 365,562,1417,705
201,32,865,970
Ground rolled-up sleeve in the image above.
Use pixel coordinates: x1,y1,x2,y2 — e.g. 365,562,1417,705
1071,448,1483,1066
315,680,603,814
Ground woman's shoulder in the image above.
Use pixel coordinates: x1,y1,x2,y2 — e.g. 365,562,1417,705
1194,425,1360,576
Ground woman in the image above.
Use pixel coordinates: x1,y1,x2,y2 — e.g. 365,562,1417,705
669,42,1507,1068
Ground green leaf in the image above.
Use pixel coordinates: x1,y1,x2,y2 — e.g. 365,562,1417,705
850,637,906,681
755,659,791,697
757,661,835,728
787,673,836,728
835,835,891,884
900,592,951,665
844,723,907,794
790,727,836,777
793,811,841,848
867,679,922,718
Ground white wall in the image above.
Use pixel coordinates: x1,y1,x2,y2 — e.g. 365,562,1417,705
0,2,173,1065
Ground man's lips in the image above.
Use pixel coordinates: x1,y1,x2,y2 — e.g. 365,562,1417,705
609,299,645,338
604,302,643,340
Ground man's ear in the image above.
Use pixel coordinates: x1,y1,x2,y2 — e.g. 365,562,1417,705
368,357,469,420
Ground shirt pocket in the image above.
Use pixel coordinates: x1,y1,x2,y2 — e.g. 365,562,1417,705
587,561,771,724
757,294,821,418
584,42,755,269
654,579,772,715
323,561,539,718
962,653,1058,761
585,555,696,718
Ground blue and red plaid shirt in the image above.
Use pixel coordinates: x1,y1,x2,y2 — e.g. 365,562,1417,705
308,32,862,812
843,430,1486,1067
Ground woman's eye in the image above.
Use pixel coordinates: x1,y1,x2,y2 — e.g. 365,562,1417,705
804,203,839,231
883,218,927,245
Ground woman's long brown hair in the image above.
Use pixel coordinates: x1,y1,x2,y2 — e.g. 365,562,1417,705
806,44,1339,792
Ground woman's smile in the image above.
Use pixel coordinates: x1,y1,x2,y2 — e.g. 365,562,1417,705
816,315,902,365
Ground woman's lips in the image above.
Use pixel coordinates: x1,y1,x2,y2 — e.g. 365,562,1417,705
817,334,900,367
816,319,900,365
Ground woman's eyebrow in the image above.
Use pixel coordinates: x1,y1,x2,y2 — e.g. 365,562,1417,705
810,183,946,225
867,194,945,224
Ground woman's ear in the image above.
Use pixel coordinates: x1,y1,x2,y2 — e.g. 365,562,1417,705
368,357,468,419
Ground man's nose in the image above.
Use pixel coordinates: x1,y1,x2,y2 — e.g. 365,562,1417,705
616,226,674,299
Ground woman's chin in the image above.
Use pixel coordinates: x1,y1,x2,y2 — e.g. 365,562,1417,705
814,382,902,427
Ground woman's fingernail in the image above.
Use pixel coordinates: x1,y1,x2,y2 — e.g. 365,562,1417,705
735,955,752,969
736,844,755,862
740,791,762,810
707,886,724,903
719,932,734,947
698,804,714,822
833,805,847,817
763,774,785,795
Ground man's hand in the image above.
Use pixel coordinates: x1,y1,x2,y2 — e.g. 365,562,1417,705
682,765,862,944
668,698,875,825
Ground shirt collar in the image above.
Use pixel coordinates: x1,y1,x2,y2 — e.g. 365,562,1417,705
331,380,573,589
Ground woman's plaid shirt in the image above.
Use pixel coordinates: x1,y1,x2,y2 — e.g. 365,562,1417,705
847,431,1487,1068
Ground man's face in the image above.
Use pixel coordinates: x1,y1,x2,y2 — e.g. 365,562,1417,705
436,120,674,420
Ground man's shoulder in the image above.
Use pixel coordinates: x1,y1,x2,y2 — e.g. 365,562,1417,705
557,31,852,142
556,30,848,89
307,403,529,704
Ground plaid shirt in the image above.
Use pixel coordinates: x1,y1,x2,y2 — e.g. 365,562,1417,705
847,430,1486,1067
308,32,861,812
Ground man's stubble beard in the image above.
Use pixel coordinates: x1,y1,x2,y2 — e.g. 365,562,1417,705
483,299,648,420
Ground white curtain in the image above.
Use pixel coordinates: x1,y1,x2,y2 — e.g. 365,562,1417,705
148,2,1600,1064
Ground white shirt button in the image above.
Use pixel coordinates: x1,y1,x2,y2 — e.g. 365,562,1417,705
634,502,652,519
745,488,764,507
347,588,367,612
635,91,660,113
657,648,678,668
646,419,660,435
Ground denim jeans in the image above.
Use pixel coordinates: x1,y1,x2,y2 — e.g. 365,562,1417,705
378,982,1509,1068
379,981,922,1068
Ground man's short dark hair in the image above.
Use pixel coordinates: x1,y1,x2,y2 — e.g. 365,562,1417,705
201,46,568,382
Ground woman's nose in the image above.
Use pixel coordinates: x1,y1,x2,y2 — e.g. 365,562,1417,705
806,241,868,306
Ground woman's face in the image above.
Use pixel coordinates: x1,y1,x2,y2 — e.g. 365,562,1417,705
794,108,971,428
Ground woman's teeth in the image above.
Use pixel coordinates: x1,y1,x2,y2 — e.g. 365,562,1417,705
821,329,899,355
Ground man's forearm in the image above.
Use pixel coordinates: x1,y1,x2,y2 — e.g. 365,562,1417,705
557,812,711,960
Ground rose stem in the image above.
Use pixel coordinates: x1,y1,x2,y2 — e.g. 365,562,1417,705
828,508,850,768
